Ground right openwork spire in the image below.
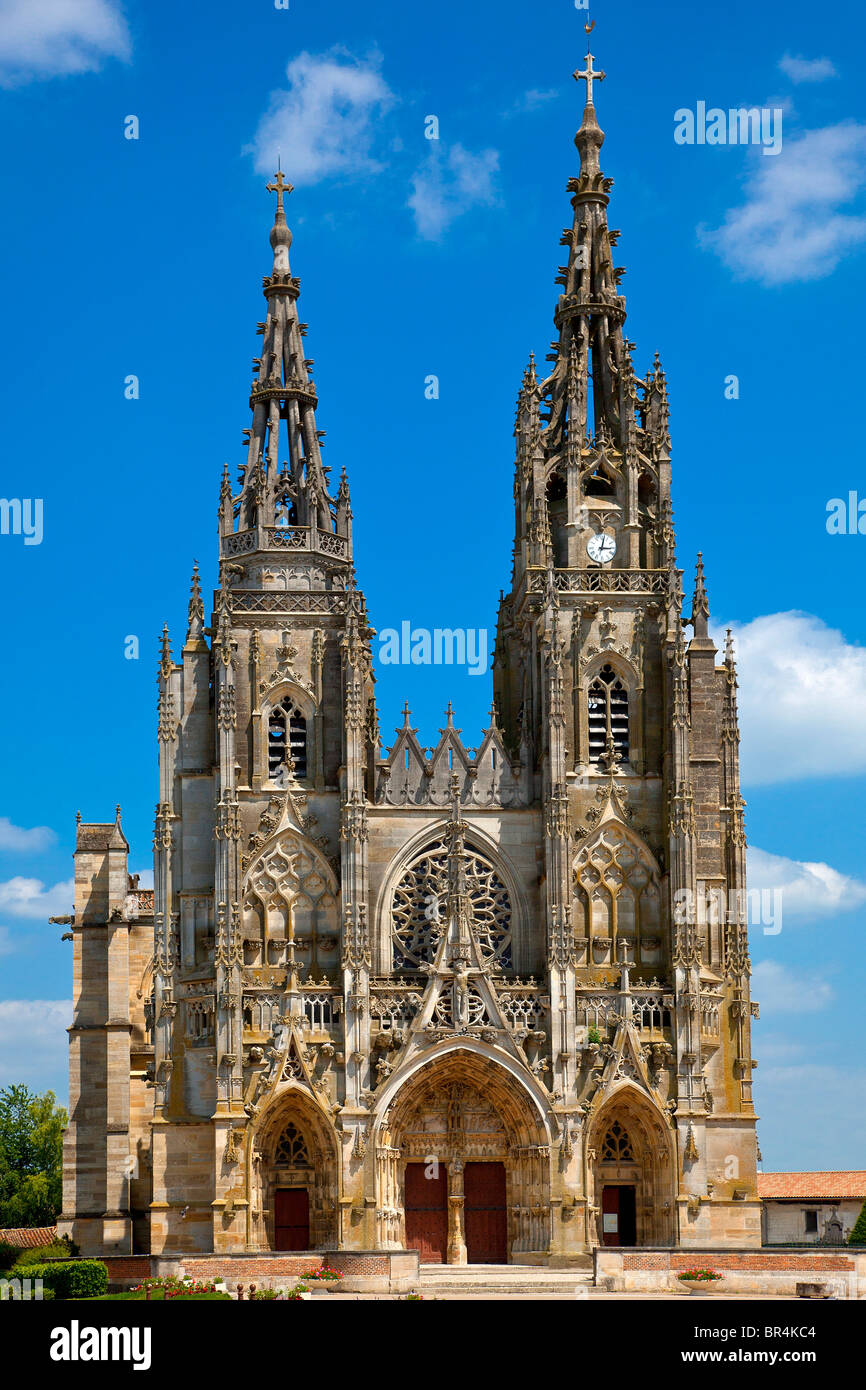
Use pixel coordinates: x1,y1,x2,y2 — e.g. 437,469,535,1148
512,25,674,575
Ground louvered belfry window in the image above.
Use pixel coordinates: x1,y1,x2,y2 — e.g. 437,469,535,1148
588,664,629,763
268,697,308,781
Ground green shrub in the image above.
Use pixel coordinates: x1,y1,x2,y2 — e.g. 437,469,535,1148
0,1241,19,1271
25,1259,108,1299
14,1237,77,1267
848,1200,866,1246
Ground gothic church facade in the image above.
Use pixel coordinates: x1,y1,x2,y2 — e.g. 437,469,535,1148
60,48,761,1263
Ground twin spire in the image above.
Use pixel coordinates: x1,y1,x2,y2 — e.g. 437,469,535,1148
218,168,352,555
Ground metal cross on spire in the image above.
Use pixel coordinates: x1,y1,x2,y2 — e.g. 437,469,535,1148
574,22,606,105
266,169,293,213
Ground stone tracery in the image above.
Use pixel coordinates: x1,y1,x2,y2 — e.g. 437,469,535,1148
242,831,339,973
391,838,513,971
574,823,661,966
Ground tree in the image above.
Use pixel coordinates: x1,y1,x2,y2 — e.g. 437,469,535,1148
849,1199,866,1246
0,1085,67,1228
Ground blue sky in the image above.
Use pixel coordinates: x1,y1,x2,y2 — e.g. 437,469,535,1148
0,0,865,1170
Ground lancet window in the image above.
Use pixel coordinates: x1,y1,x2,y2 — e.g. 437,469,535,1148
268,698,308,781
588,664,629,762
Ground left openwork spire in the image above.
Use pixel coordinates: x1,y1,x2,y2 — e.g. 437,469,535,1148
220,171,352,563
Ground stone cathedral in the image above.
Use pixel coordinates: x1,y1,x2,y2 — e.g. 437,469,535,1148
60,47,761,1264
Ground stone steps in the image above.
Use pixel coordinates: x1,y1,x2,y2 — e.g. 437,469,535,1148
418,1264,593,1298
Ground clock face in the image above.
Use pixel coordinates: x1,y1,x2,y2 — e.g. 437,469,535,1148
587,533,616,565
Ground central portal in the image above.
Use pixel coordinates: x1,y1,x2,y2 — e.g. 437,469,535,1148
380,1050,553,1263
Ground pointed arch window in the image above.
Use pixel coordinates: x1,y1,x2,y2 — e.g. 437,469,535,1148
546,470,569,567
268,697,307,781
588,665,629,763
601,1121,634,1162
274,1122,310,1168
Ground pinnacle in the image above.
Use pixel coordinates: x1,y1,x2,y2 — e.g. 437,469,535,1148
691,553,710,640
725,628,737,670
186,560,206,644
159,624,174,678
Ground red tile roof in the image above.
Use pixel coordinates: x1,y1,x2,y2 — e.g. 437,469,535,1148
758,1172,866,1200
0,1226,57,1248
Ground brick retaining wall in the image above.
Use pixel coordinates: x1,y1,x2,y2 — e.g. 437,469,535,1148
624,1252,854,1272
597,1247,865,1297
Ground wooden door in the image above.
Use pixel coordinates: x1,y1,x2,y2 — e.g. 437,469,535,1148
274,1187,310,1250
464,1162,508,1264
404,1163,448,1263
601,1185,636,1247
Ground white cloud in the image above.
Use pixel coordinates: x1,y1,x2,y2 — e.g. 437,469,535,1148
409,143,500,240
246,49,396,183
131,867,153,889
0,876,74,919
713,612,866,784
748,847,866,920
0,999,71,1095
0,816,55,851
751,960,833,1012
699,122,866,284
0,0,130,86
504,88,558,117
779,54,837,84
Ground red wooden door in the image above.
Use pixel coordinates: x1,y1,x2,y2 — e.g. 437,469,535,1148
601,1185,636,1247
464,1162,508,1264
404,1163,448,1263
274,1188,310,1250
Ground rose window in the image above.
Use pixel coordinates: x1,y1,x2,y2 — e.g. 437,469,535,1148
392,839,512,971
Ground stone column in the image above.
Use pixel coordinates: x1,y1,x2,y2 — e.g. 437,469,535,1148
447,1161,467,1266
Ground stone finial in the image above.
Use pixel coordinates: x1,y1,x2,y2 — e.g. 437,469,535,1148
159,624,173,681
691,552,710,639
266,169,293,272
186,561,205,644
573,32,606,174
725,628,737,671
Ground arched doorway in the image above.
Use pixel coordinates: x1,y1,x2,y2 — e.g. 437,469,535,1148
586,1089,675,1247
377,1049,552,1264
250,1092,339,1251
